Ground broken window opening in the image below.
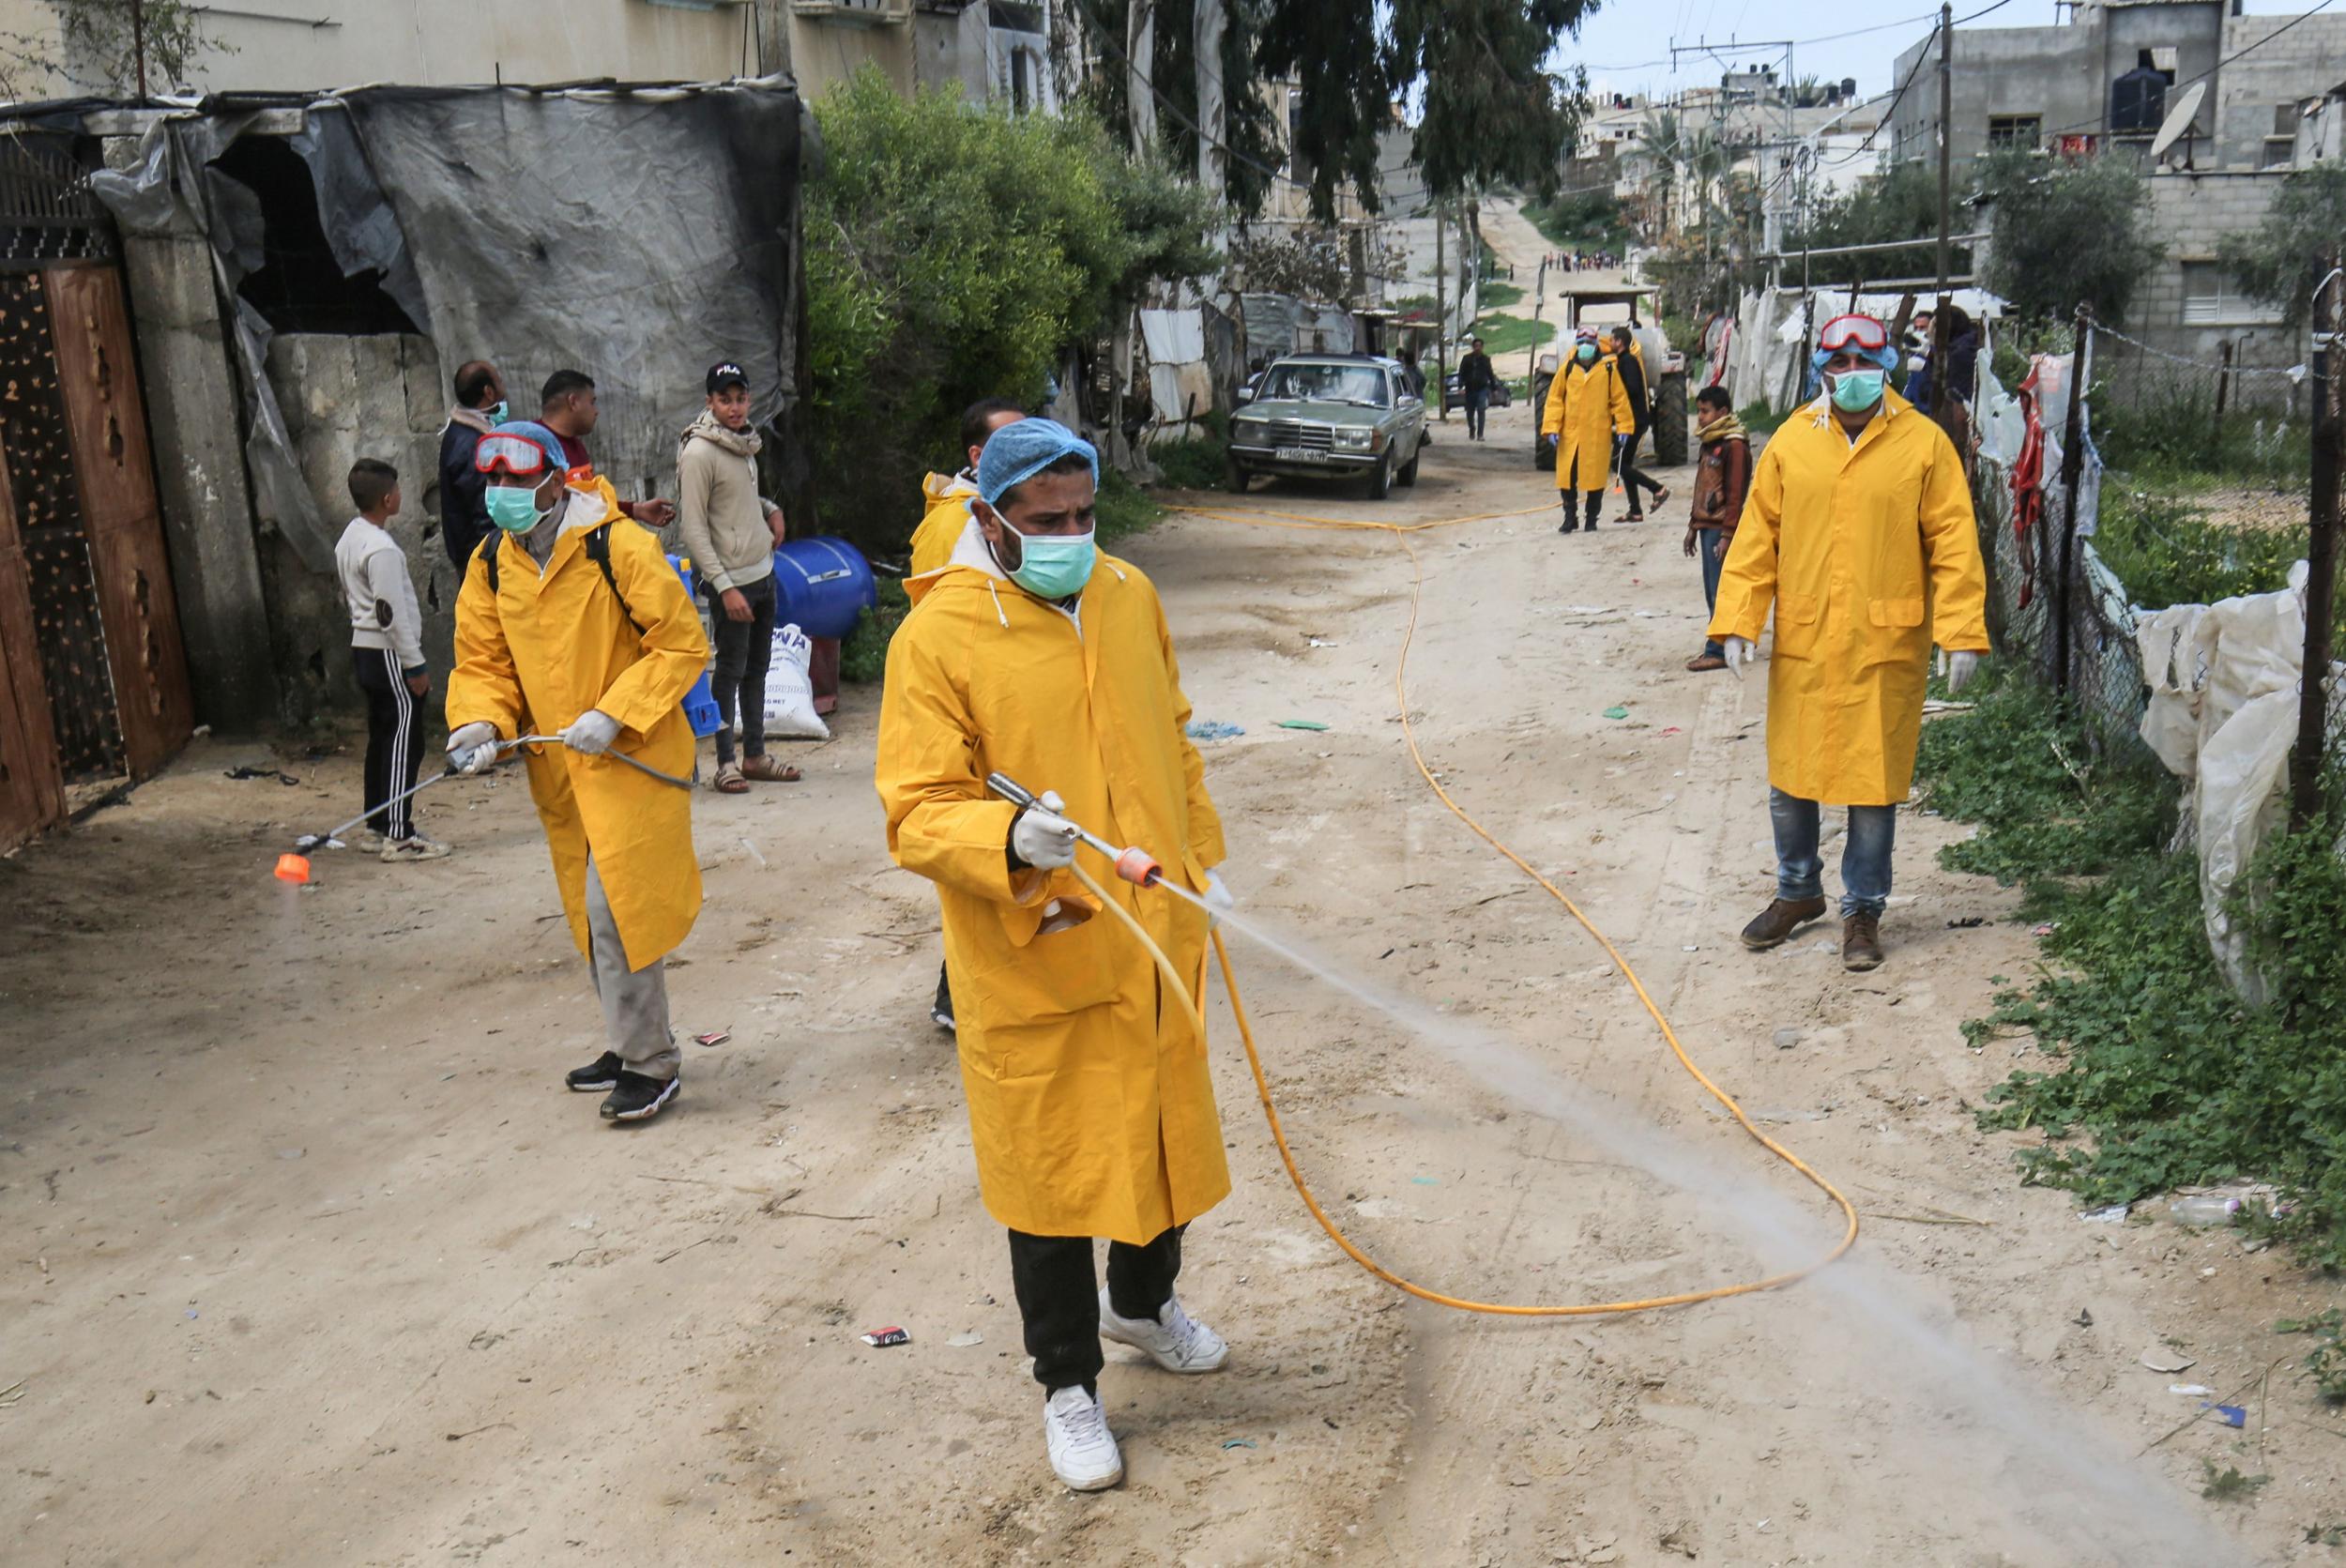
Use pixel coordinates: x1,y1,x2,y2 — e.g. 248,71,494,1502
211,137,419,338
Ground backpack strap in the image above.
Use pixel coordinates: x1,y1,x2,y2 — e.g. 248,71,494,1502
582,522,647,637
476,530,501,594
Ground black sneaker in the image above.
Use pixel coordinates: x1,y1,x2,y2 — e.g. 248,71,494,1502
931,965,956,1033
602,1071,678,1122
1558,519,1578,534
565,1051,622,1093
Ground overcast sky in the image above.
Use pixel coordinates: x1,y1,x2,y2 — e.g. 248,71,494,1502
1558,0,2316,108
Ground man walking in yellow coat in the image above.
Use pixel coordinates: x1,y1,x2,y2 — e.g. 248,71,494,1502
444,420,709,1123
1541,329,1635,534
876,418,1233,1493
1709,313,1989,971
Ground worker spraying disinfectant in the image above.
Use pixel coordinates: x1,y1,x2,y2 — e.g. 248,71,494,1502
440,419,711,1126
875,418,1235,1495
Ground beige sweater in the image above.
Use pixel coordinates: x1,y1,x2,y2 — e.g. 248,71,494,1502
676,412,773,593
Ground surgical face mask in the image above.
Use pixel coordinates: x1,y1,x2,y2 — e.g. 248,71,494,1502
1004,525,1097,599
486,400,510,425
485,482,554,533
1827,368,1885,413
1576,345,1596,365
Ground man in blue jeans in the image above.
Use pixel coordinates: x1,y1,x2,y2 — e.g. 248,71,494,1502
1457,337,1498,441
1708,312,1990,971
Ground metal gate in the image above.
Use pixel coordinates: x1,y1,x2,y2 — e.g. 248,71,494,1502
0,136,190,851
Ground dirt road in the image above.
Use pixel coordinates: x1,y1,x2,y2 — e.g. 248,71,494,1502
6,403,2341,1564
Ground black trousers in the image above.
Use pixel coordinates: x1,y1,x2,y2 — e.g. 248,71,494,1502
704,574,777,766
352,647,425,841
1561,451,1605,526
1616,426,1663,507
1008,1225,1183,1394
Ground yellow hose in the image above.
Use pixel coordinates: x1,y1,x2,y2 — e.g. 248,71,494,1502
1095,496,1864,1317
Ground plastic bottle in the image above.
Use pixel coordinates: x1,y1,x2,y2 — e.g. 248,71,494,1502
2168,1195,2242,1226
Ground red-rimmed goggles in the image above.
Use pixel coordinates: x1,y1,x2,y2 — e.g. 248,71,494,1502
1817,313,1891,356
475,431,563,480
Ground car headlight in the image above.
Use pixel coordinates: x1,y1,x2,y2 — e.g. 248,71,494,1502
1334,428,1378,451
1234,417,1267,436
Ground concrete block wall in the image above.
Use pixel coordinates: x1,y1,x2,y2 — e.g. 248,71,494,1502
263,333,457,723
2123,173,2304,410
2212,14,2346,170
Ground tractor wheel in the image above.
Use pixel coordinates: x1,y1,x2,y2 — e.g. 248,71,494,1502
1651,372,1691,467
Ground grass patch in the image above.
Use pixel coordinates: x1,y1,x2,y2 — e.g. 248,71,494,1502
2091,485,2307,610
1467,312,1551,358
1916,666,2346,1269
840,472,1165,683
1479,280,1525,309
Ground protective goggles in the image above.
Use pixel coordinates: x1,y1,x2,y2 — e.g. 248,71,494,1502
475,431,562,479
1817,314,1891,356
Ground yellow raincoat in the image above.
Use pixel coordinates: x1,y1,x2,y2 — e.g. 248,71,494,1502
907,470,978,577
876,522,1230,1243
1708,391,1989,805
1541,355,1634,495
447,476,708,967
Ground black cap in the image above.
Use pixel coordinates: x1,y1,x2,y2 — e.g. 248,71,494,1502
706,361,748,394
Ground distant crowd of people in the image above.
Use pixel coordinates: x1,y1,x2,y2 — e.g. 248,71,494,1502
1544,250,1619,273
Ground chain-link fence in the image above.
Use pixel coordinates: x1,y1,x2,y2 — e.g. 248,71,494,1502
1971,316,2341,814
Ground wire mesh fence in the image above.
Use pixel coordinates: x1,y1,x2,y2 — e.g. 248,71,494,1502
1970,319,2340,814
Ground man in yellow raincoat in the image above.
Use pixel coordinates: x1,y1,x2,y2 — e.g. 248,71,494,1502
1709,314,1989,971
444,420,708,1123
906,397,1027,578
876,418,1231,1494
1541,329,1635,534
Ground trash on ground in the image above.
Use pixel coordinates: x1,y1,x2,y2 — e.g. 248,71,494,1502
223,766,299,785
1410,1176,1441,1186
2140,1347,2196,1374
1276,719,1331,731
1602,706,1630,720
1947,916,1987,929
1306,638,1339,648
1660,725,1682,736
1220,1439,1257,1450
2203,1403,2247,1427
2170,1383,2214,1396
2031,922,2058,936
1773,1027,1803,1049
2168,1194,2242,1226
1185,720,1244,740
693,1030,730,1047
946,1332,983,1347
861,1326,910,1347
2079,1203,2131,1224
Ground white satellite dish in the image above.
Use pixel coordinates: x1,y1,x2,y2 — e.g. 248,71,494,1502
2150,81,2209,165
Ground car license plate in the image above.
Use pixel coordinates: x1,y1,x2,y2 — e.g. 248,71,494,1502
1274,446,1327,463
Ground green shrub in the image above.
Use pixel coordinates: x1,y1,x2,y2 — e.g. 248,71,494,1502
1919,666,2346,1269
839,575,911,684
2091,488,2306,610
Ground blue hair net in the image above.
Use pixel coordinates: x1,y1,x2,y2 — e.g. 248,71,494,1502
475,419,571,476
976,416,1098,506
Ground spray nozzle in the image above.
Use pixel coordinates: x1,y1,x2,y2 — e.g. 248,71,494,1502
986,771,1165,888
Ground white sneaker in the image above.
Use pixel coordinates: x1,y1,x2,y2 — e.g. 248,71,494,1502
1099,1287,1227,1373
379,833,451,862
1043,1385,1123,1491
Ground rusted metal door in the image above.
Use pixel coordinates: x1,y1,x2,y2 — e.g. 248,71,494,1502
46,265,193,779
0,449,65,845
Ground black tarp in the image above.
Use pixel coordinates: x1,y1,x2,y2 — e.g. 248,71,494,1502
78,76,803,571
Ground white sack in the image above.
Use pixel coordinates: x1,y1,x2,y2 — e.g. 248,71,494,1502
761,622,830,740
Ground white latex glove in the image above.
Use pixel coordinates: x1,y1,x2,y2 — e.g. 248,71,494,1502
1722,635,1755,678
1203,869,1235,927
559,709,621,756
447,721,501,774
1011,805,1079,871
1942,648,1982,694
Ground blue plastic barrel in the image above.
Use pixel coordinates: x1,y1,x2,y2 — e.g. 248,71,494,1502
770,537,878,640
665,554,724,738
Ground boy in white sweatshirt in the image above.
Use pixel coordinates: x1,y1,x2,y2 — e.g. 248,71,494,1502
335,459,449,861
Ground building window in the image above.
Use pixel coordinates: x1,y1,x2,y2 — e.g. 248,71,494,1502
2262,135,2295,169
1988,114,2041,148
2181,261,2277,326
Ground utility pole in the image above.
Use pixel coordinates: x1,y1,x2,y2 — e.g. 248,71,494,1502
1434,205,1450,420
2053,302,2092,697
1194,0,1226,197
2292,265,2341,830
1126,0,1157,154
1931,2,1953,425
